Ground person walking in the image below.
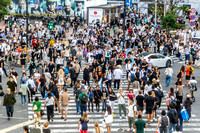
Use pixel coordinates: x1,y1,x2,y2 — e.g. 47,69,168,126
44,93,55,122
156,110,170,133
94,85,102,112
117,88,127,119
104,105,112,133
27,76,36,102
185,62,193,86
87,86,94,112
60,88,70,121
127,68,135,91
183,95,193,122
108,87,116,113
101,87,108,113
20,80,30,106
113,65,123,90
3,88,16,120
176,81,183,103
134,115,146,133
78,89,89,116
32,96,42,123
167,103,179,133
78,112,89,133
136,90,145,116
75,84,81,114
127,99,136,131
164,65,173,87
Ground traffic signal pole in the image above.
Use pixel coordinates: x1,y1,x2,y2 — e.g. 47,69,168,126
123,0,126,47
26,0,28,46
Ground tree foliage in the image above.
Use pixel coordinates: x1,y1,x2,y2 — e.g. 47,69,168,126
0,0,12,19
161,13,177,29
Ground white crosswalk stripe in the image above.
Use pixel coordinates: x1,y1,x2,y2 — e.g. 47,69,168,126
28,59,200,133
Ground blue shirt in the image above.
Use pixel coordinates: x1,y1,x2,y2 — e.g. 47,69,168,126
45,93,55,99
87,91,94,99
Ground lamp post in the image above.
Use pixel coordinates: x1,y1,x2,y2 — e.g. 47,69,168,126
26,0,28,46
123,0,126,47
155,0,157,27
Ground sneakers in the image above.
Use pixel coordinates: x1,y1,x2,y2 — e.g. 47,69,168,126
61,116,64,119
120,116,122,120
128,128,132,131
126,88,129,91
150,119,153,123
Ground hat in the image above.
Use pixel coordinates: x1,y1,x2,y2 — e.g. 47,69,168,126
117,65,122,69
186,94,191,98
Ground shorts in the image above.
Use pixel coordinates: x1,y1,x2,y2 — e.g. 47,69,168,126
146,108,153,114
61,106,68,111
137,105,143,111
186,75,191,80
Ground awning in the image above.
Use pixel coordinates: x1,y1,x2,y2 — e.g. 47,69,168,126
87,3,123,9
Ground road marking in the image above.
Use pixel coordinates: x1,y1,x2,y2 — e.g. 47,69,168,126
17,109,27,113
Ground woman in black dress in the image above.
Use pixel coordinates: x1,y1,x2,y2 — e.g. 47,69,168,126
20,51,26,70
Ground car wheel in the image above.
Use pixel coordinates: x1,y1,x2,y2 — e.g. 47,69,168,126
166,60,171,67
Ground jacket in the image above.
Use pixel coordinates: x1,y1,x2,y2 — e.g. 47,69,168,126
3,94,16,106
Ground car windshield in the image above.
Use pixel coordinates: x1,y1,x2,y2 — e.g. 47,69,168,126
137,52,150,57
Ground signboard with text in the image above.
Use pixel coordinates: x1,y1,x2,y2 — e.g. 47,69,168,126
88,8,103,23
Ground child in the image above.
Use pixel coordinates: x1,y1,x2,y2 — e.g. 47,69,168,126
127,99,136,131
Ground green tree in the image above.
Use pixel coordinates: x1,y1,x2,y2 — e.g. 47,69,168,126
161,13,177,29
0,0,12,19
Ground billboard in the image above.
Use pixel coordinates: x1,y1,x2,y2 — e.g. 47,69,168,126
8,0,85,18
88,8,103,23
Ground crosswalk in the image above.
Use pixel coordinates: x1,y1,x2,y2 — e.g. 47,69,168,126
170,53,185,64
27,59,200,133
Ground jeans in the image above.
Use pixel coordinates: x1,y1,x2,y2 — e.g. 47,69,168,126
76,99,80,113
169,123,177,133
165,75,172,87
179,115,183,131
21,95,26,105
34,79,38,92
105,57,110,64
6,105,14,118
80,104,87,116
118,104,126,116
185,54,190,61
179,52,182,60
88,99,93,112
102,100,107,111
107,80,112,88
47,105,54,121
114,79,120,89
160,127,168,133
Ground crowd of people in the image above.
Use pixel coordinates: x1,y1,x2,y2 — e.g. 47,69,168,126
0,12,199,133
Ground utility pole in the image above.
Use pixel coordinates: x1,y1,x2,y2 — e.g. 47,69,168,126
123,0,126,47
155,0,157,27
26,0,28,46
164,0,166,17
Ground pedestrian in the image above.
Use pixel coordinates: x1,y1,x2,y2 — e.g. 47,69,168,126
78,112,89,133
164,65,173,87
7,76,17,95
51,80,60,113
44,93,55,122
39,74,46,99
43,121,51,133
75,84,81,114
156,110,170,133
185,62,193,86
167,103,179,133
104,105,112,133
60,88,70,121
113,65,123,90
20,80,30,106
176,81,183,103
32,96,42,123
94,85,102,112
127,99,136,131
3,88,16,120
188,76,197,98
101,87,108,112
0,85,4,105
69,64,77,87
78,89,89,116
183,95,192,122
87,86,94,112
127,68,135,91
136,90,145,115
134,115,146,133
83,64,90,86
57,68,65,92
108,87,116,113
144,91,156,124
175,100,183,132
117,87,127,119
93,122,104,133
27,76,36,102
23,126,29,133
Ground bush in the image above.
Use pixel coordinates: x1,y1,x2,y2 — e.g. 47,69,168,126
161,14,177,29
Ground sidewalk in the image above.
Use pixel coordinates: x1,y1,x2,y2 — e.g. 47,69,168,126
0,21,7,30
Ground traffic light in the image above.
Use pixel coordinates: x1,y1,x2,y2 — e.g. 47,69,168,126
49,23,53,30
9,20,12,26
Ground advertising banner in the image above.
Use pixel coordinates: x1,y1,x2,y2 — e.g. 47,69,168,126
88,8,103,23
9,0,85,18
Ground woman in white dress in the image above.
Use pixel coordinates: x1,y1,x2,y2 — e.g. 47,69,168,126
57,69,65,92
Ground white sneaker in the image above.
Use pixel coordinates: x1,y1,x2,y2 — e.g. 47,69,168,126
125,116,127,120
120,116,122,120
150,119,153,123
153,118,156,122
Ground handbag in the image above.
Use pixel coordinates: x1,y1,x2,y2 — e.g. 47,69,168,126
181,108,189,120
102,120,106,128
18,88,23,95
0,90,4,96
105,114,113,124
40,110,45,116
33,103,38,111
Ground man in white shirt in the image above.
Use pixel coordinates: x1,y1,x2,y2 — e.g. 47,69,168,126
164,65,173,87
117,88,127,120
113,65,123,90
126,60,132,79
56,56,64,71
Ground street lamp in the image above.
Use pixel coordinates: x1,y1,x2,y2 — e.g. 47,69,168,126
123,0,126,47
155,0,157,27
26,0,28,46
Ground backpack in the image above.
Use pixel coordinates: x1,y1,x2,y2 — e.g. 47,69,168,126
189,66,194,75
158,89,164,98
170,98,177,107
130,72,135,82
170,109,178,124
161,116,168,128
81,94,87,104
189,82,197,91
75,89,81,99
81,120,88,130
65,67,69,74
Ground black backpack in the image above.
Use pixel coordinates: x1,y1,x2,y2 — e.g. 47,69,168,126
170,109,178,124
161,116,168,128
81,120,88,130
158,89,164,98
81,94,87,104
75,89,81,99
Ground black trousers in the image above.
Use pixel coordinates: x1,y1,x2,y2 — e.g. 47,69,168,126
47,105,54,121
3,67,8,76
114,79,120,89
84,78,90,86
88,98,94,112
